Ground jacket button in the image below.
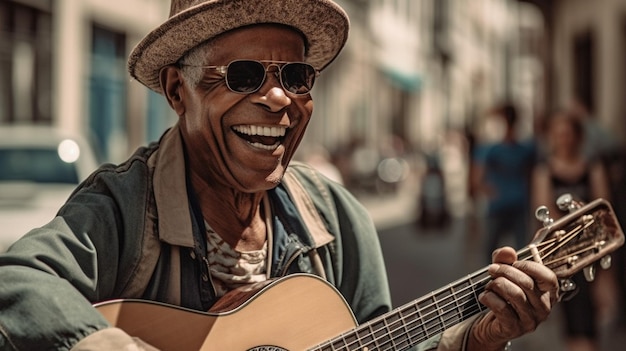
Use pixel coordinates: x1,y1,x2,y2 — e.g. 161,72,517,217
190,250,196,259
202,274,209,282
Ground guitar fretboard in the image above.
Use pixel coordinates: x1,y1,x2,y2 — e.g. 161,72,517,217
310,267,491,351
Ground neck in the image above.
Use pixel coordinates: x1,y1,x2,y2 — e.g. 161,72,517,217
190,171,267,251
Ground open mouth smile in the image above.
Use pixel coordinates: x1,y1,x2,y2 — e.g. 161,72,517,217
232,125,287,151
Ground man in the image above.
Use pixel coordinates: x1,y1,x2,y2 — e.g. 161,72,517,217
472,103,536,262
0,1,558,350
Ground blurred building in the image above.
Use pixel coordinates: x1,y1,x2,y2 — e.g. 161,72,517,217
304,0,543,152
525,0,626,141
0,0,172,163
1,0,623,166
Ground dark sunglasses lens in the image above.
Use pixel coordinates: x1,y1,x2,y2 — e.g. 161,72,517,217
281,63,316,94
226,60,266,93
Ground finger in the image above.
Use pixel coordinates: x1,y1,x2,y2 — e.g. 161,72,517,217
484,275,544,333
512,260,559,303
487,264,553,324
488,263,535,291
492,246,517,264
478,288,518,321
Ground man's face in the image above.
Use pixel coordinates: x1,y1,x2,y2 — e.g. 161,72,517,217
178,25,313,193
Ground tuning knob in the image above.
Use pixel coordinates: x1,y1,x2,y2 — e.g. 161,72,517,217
583,265,596,282
556,193,583,213
600,255,612,270
535,206,554,227
556,193,573,211
560,279,576,292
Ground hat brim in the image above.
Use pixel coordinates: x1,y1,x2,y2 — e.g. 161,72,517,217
128,0,349,94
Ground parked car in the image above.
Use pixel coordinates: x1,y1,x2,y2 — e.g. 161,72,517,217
0,125,99,252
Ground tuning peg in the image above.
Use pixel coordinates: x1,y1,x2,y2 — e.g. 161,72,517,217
583,265,596,282
535,206,554,227
556,193,574,212
556,193,584,213
560,279,577,292
600,255,612,270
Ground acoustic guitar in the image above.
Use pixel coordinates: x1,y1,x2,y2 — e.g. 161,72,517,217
95,196,624,351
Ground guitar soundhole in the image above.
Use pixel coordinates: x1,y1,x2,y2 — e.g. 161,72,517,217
247,347,288,351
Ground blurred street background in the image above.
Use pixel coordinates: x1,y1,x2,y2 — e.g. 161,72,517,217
3,0,626,349
361,178,626,350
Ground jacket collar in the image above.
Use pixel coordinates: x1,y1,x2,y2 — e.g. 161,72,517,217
153,123,195,247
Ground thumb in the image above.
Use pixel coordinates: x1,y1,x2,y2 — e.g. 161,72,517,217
492,246,517,264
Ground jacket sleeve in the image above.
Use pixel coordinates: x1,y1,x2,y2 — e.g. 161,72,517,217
0,217,113,350
0,163,152,350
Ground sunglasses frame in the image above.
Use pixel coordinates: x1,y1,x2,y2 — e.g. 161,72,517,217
180,59,319,95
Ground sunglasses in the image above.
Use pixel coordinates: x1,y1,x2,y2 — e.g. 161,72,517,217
181,60,319,95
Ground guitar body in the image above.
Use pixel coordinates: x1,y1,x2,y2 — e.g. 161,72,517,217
96,274,357,351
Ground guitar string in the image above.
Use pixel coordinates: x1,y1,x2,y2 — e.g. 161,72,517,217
315,222,595,351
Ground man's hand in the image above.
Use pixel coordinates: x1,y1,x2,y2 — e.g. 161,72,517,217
467,246,559,351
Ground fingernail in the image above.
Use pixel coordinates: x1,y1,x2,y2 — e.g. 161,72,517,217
488,264,499,274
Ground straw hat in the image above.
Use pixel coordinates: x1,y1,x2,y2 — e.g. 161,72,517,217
127,0,350,93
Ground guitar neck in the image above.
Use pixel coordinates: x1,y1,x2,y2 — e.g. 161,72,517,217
310,198,625,351
310,266,491,351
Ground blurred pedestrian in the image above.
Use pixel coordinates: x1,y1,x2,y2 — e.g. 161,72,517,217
472,102,536,262
567,97,618,165
531,109,614,351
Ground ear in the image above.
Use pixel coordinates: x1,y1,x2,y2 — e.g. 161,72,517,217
159,65,186,116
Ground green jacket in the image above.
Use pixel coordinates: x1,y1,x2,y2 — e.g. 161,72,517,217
0,124,393,350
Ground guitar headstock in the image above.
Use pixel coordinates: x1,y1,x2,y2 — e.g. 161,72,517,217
529,195,624,286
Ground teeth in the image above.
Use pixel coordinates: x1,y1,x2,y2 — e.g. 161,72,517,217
249,141,280,151
233,125,286,137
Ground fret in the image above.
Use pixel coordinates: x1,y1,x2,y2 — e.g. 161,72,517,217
467,271,488,315
356,325,375,348
368,321,381,350
438,286,461,328
401,303,427,343
384,312,410,350
342,331,359,350
431,292,446,333
381,317,396,350
416,294,440,337
450,279,475,320
371,319,392,349
397,306,414,346
330,334,348,350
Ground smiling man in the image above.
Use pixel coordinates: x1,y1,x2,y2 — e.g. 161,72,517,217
0,1,558,350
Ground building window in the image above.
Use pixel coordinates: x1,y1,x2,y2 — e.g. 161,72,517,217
0,1,52,124
573,30,595,114
89,24,127,162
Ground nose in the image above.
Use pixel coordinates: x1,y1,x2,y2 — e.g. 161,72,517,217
252,73,292,112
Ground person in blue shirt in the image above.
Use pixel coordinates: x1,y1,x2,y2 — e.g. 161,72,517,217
473,103,536,261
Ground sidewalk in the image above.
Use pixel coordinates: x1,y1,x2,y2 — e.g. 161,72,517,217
355,174,421,230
